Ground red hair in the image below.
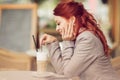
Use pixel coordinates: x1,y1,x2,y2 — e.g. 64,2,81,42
53,1,109,56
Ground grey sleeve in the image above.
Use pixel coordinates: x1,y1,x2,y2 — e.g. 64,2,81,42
47,33,98,77
47,40,74,74
63,35,98,77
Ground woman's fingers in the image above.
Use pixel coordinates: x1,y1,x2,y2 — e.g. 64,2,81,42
40,34,57,45
68,20,72,35
69,20,74,38
61,19,75,41
67,20,74,40
61,20,74,40
61,26,65,39
70,20,74,40
40,34,46,45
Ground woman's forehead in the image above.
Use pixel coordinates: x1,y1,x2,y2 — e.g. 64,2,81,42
54,16,67,22
54,16,62,20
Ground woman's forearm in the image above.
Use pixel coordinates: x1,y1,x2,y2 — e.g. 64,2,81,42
46,41,74,74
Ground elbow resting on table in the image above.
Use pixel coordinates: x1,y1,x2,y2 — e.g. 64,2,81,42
64,68,78,78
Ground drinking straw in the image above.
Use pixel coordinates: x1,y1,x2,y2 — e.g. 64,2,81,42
32,35,38,52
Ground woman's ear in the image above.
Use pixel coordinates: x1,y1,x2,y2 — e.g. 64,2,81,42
69,16,76,24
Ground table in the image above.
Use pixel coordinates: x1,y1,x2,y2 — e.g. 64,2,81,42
0,71,71,80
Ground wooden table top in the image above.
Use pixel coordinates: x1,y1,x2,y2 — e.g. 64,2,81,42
0,71,71,80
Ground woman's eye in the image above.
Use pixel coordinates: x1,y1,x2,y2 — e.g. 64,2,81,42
57,23,60,25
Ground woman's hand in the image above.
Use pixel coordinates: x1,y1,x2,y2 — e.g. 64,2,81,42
40,34,57,45
62,20,76,41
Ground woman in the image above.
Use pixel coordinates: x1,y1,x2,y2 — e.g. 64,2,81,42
40,1,120,80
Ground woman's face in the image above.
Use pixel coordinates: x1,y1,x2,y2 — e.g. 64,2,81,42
54,16,69,35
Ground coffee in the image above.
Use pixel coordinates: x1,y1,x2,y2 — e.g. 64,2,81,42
37,60,48,72
36,51,48,72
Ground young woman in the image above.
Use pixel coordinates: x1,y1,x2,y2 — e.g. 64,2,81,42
40,1,120,80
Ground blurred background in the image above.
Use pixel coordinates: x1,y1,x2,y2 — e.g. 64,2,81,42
0,0,120,73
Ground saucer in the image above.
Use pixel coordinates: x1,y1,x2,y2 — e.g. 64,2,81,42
32,72,54,78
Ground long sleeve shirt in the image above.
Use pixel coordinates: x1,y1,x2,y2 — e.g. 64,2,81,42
46,31,120,80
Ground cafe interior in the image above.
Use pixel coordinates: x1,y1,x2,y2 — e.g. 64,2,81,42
0,0,120,79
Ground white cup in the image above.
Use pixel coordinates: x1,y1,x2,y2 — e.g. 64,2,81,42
36,48,48,72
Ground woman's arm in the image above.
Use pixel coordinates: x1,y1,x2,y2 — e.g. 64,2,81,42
47,31,99,77
63,33,98,77
47,40,74,74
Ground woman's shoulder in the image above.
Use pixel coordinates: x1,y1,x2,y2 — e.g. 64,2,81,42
75,30,103,50
76,30,96,41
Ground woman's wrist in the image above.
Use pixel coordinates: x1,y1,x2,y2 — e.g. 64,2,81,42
50,38,58,44
62,40,74,47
